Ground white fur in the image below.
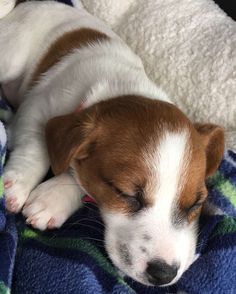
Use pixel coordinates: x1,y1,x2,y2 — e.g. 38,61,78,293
81,0,236,150
22,172,83,231
103,131,196,285
0,1,199,286
146,131,190,215
0,1,167,222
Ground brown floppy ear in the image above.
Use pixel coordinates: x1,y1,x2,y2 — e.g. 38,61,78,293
46,111,97,175
194,123,225,177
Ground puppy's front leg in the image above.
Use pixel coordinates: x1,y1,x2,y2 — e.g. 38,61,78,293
22,172,83,231
3,100,51,213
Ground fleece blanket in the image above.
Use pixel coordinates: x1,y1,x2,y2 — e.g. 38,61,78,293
0,99,17,294
0,1,235,294
0,117,235,294
81,0,236,151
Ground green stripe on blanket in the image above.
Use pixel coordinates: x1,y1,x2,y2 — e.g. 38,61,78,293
0,282,10,294
208,172,236,207
20,228,134,292
0,179,4,199
212,216,236,237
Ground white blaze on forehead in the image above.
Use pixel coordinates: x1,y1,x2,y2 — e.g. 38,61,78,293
103,130,195,284
146,130,190,218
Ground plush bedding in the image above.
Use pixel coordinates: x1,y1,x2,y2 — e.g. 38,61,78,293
0,1,236,293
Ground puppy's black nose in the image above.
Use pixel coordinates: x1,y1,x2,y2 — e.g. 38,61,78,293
146,260,178,286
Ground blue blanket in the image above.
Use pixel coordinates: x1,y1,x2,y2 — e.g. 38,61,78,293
10,152,236,294
0,1,236,293
1,134,236,294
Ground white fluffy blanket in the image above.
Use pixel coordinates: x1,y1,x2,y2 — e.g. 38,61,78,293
79,0,236,150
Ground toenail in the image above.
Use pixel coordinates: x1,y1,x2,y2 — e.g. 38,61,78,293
4,181,12,188
30,219,38,225
48,218,56,229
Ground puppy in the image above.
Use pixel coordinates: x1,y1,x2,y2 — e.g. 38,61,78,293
0,0,224,287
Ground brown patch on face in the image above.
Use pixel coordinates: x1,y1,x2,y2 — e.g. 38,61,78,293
46,94,224,217
178,130,207,223
46,95,193,213
30,28,108,87
194,123,225,177
178,123,224,223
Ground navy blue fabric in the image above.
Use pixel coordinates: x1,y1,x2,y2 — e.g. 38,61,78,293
0,1,236,293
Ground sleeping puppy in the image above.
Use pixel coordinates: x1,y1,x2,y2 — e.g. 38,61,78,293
0,0,224,287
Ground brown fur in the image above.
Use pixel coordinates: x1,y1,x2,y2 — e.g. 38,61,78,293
30,28,108,86
46,95,224,216
179,124,224,222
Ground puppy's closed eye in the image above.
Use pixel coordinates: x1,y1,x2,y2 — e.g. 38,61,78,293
185,191,207,221
118,191,144,213
104,179,144,212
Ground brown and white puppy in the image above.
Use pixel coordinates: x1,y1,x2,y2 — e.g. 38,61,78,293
0,0,224,287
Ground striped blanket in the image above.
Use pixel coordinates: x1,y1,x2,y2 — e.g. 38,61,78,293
0,122,236,293
0,1,236,294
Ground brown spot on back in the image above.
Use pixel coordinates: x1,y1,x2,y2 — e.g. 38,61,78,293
30,28,108,87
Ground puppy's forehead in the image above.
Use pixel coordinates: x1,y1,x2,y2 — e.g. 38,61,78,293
96,96,192,148
144,129,191,209
91,97,200,211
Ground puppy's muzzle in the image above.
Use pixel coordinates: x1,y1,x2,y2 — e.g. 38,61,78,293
146,259,179,286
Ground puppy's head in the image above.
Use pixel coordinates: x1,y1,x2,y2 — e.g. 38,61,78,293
46,96,224,286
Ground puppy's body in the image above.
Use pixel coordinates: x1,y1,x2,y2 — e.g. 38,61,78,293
1,0,166,209
2,1,157,104
0,1,224,287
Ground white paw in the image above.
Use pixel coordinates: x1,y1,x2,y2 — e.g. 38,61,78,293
3,170,31,213
22,177,81,231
